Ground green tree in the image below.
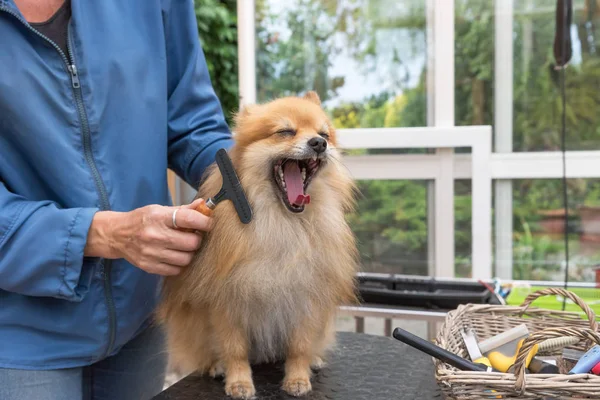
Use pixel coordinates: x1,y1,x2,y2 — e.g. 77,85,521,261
195,0,239,123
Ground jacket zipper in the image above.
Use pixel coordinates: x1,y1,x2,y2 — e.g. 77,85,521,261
0,7,117,360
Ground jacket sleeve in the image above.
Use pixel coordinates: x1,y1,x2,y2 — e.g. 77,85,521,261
0,181,98,301
162,0,234,189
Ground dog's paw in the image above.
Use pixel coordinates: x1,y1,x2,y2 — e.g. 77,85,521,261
310,356,325,371
225,380,256,399
282,378,312,397
209,361,225,379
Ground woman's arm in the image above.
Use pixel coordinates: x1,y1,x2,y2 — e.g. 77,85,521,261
0,179,210,301
161,0,234,189
0,180,98,301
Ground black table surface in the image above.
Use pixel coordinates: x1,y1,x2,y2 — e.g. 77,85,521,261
153,331,443,400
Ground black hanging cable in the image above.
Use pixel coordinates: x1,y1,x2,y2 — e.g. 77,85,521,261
559,58,570,311
553,0,572,311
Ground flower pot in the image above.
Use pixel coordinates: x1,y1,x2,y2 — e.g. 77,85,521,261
579,206,600,242
537,209,567,238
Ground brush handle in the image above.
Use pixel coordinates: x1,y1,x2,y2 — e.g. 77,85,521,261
392,328,497,373
172,199,213,234
487,338,539,373
538,336,580,353
591,360,600,375
195,198,214,217
569,345,600,374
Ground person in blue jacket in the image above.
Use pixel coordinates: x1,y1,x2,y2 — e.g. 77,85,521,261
0,0,234,399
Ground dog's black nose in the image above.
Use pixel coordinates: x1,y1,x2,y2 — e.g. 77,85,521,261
308,137,327,154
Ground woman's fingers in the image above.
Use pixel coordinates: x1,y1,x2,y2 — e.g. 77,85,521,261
155,249,195,267
169,206,213,232
147,263,183,276
108,203,209,277
165,230,203,252
181,198,206,210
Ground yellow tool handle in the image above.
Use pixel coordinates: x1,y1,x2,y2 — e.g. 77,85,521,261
473,356,492,368
487,351,517,372
487,339,539,373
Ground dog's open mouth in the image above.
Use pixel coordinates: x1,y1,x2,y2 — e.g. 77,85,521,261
273,157,322,213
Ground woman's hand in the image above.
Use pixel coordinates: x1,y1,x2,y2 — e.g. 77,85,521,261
84,198,210,276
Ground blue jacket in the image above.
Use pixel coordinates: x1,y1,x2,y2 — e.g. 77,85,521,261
0,0,233,369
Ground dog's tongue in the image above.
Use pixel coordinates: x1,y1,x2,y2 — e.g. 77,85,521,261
283,162,310,206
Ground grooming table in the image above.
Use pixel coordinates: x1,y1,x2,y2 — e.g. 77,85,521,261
153,331,442,399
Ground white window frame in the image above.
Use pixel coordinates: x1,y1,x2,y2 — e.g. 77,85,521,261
494,0,514,279
339,127,492,280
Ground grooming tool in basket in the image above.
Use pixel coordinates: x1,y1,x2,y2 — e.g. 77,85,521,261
538,336,580,353
505,357,559,375
434,287,600,399
525,336,579,374
460,328,505,398
478,324,539,373
527,357,560,374
591,361,600,375
562,348,585,361
460,328,492,368
568,344,600,374
478,324,529,354
392,327,501,373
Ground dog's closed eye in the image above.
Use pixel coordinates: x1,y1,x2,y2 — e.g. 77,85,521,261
276,128,297,137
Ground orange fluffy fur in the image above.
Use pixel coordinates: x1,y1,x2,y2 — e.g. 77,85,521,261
157,91,359,399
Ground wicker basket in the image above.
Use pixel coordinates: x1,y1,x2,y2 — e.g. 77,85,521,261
434,287,600,399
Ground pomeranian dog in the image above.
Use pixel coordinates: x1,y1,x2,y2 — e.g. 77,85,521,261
157,91,359,399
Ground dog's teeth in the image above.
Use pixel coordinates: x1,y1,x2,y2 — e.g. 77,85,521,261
312,155,317,161
279,169,284,181
282,181,286,189
302,168,306,181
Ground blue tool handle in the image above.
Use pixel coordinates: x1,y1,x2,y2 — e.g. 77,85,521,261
569,345,600,374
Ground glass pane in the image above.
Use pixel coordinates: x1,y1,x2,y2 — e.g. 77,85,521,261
509,178,600,282
455,180,473,278
456,178,600,283
455,0,600,151
454,0,495,129
348,179,430,275
255,0,428,129
513,0,600,151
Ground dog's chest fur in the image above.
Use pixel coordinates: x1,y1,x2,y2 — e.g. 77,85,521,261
224,206,335,363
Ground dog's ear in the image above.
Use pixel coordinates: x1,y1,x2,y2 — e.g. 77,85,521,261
236,103,258,120
303,91,321,106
